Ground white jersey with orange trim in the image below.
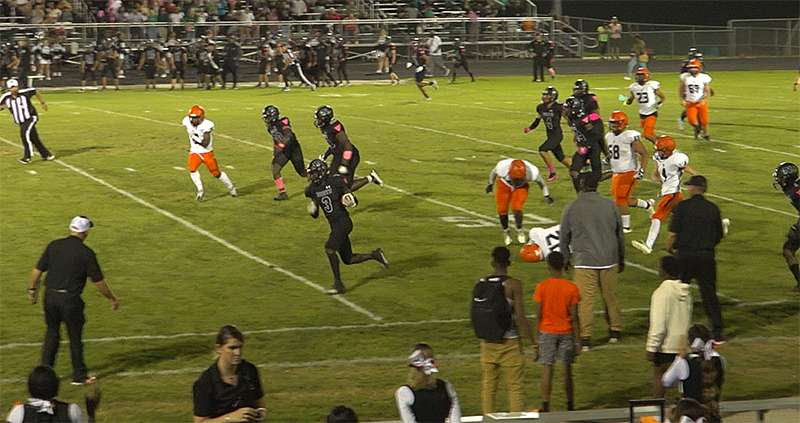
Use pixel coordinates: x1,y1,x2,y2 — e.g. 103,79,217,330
182,116,215,154
655,151,689,196
680,72,712,103
528,224,561,258
490,158,540,189
629,80,661,115
605,129,642,174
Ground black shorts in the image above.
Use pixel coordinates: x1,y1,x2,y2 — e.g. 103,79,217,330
273,144,306,176
100,64,116,79
144,64,156,79
570,142,602,175
785,220,800,252
82,69,96,81
327,216,354,263
454,60,470,71
414,67,426,83
258,60,269,74
171,65,185,79
538,133,565,161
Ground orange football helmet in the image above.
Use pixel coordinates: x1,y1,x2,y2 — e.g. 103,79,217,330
509,159,527,180
655,135,676,158
188,104,206,118
519,243,544,263
635,67,651,82
687,59,702,70
609,110,629,132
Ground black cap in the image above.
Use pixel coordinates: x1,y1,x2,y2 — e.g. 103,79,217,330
684,175,707,189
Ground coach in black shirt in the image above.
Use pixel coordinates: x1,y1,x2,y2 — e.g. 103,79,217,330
667,175,726,340
28,216,119,385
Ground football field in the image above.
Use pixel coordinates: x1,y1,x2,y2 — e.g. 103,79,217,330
1,70,798,421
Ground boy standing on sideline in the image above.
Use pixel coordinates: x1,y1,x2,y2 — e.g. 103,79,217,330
533,251,579,412
645,255,692,397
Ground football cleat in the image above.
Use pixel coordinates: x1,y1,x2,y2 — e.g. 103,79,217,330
544,195,555,205
631,240,652,255
274,192,289,201
195,191,205,201
18,157,31,165
517,231,527,244
374,248,389,268
503,231,512,246
623,227,633,234
431,80,439,90
44,155,56,161
326,282,346,295
369,169,384,187
546,172,557,182
677,117,685,130
229,187,238,197
722,218,731,236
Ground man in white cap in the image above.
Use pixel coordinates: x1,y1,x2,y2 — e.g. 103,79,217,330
0,78,55,164
28,216,120,385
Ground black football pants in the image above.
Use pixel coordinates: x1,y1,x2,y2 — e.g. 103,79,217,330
20,117,52,160
41,291,88,381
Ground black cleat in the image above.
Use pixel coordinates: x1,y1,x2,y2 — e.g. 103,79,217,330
374,248,389,268
18,157,31,165
274,192,289,201
326,282,346,295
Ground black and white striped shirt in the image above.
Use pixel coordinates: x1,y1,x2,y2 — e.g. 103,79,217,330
0,88,38,124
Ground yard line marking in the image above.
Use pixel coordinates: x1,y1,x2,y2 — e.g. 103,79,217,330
409,159,421,163
454,157,467,161
2,299,791,351
225,165,235,169
3,334,796,383
0,137,382,322
365,160,376,165
712,148,727,153
124,167,137,172
172,166,184,171
26,170,37,175
705,192,795,218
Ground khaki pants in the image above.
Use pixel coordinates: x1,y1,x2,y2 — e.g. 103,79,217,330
480,338,525,414
574,267,622,338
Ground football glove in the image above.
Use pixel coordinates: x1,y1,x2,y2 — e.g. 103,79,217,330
485,183,493,193
342,192,358,208
338,165,349,175
307,201,319,218
317,153,326,161
523,127,531,134
635,168,645,180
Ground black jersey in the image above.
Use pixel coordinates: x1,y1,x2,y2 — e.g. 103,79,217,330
223,42,241,65
268,117,299,152
143,46,158,64
456,45,467,61
82,50,96,65
17,45,31,67
305,174,351,222
171,47,186,64
536,102,563,136
784,182,800,214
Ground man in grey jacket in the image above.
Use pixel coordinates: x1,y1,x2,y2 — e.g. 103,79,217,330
559,174,625,351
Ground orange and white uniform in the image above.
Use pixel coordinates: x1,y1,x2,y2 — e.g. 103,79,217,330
680,71,712,126
629,80,661,138
489,158,546,214
606,129,643,206
182,115,221,177
653,150,688,220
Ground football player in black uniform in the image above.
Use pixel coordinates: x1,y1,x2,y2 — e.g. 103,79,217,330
773,162,800,290
334,36,350,86
221,36,241,89
168,43,187,90
449,38,474,83
563,79,607,191
524,86,571,182
255,39,273,88
305,159,389,294
138,40,160,89
263,105,307,201
408,39,438,100
314,105,383,191
80,43,97,91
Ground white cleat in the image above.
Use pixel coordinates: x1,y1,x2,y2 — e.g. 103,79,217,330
229,187,238,197
517,230,526,244
722,218,731,236
44,155,56,161
195,191,205,202
431,80,439,90
369,169,384,187
503,231,512,246
631,240,653,255
677,117,685,131
623,227,633,234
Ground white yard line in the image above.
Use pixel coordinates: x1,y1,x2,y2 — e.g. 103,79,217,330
0,137,382,322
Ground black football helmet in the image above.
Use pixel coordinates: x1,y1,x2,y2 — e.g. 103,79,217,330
262,105,280,124
314,105,334,128
308,159,329,182
687,47,698,59
773,162,799,190
542,86,558,102
573,79,589,96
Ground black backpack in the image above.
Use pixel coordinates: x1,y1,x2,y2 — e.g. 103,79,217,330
471,275,511,341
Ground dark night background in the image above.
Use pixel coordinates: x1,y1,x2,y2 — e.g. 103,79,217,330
537,1,800,26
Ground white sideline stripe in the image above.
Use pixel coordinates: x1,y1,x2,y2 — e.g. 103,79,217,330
712,148,727,153
124,167,137,172
0,137,382,322
172,166,183,171
705,192,795,218
3,335,797,384
1,299,793,352
26,170,37,175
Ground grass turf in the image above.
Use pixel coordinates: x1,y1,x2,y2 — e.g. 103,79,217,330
0,70,798,421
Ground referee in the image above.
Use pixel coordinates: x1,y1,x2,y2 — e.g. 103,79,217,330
666,175,726,341
28,216,120,385
0,78,54,164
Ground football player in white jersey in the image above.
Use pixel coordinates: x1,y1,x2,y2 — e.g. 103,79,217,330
679,59,712,141
605,111,652,233
632,136,696,254
626,67,665,144
519,224,560,263
182,105,237,201
486,158,554,246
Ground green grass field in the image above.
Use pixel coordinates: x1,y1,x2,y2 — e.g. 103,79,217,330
1,70,798,422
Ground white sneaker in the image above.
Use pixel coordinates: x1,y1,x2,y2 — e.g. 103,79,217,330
369,169,384,187
229,187,238,197
722,218,731,236
631,240,652,255
503,231,512,246
44,155,56,161
623,76,631,80
195,191,205,201
517,230,526,244
623,227,633,234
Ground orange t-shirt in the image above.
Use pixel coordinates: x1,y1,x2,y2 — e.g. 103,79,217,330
533,277,580,334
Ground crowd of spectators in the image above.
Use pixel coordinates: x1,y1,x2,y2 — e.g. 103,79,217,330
1,0,77,24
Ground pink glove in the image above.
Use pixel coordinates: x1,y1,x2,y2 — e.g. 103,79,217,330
577,146,589,155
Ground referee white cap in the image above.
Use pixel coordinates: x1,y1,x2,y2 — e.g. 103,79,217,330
6,79,19,89
69,216,94,233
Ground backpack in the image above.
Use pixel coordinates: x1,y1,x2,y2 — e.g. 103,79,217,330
470,275,511,341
